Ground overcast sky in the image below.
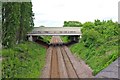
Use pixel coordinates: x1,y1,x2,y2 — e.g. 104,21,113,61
32,0,119,27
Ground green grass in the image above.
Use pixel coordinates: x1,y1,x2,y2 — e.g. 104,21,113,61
62,20,119,75
38,36,52,43
70,40,118,75
2,41,46,78
61,36,70,43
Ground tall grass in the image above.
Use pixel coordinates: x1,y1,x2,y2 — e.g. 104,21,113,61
2,41,46,78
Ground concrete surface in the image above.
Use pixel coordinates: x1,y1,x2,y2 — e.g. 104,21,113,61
95,57,120,79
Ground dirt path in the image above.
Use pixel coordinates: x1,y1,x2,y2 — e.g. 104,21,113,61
41,36,93,78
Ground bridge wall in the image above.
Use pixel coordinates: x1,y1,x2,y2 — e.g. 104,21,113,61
27,27,82,36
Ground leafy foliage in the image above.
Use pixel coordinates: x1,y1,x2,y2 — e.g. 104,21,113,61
38,36,52,43
63,21,82,27
2,41,46,78
2,3,21,48
2,2,34,48
61,36,70,43
63,20,119,75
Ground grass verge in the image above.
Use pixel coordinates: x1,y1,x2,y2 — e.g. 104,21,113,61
1,41,46,78
70,41,118,75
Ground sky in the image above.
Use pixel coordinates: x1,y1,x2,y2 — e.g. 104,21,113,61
32,0,119,27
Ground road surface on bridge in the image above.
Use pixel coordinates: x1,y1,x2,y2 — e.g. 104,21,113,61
41,36,93,78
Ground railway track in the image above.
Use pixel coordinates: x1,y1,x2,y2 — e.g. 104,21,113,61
41,36,93,78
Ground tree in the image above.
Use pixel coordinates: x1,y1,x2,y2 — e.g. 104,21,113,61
2,2,21,48
2,2,34,48
82,29,100,47
63,21,82,27
17,2,34,43
94,19,101,26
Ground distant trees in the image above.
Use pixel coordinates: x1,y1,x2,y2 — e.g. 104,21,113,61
2,2,34,48
63,20,118,48
67,20,119,75
39,25,45,27
63,21,82,27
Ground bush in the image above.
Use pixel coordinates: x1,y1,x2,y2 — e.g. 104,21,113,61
2,41,46,78
65,20,119,75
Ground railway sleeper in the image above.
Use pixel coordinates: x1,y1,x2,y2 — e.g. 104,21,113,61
49,43,64,46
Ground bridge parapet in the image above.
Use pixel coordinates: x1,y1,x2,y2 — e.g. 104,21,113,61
27,27,82,36
27,27,82,42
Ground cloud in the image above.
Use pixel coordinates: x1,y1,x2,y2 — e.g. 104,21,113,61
32,0,119,27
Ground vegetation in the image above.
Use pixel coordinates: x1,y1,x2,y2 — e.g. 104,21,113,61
63,21,82,27
61,36,70,43
2,2,34,48
2,41,46,78
63,20,119,75
1,2,48,78
38,36,52,43
1,1,119,78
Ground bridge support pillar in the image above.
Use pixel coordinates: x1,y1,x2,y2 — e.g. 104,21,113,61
28,35,33,41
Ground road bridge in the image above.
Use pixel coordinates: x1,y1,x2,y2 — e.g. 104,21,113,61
27,27,82,46
27,27,82,36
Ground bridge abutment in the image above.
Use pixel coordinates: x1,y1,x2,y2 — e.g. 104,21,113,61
28,35,33,41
